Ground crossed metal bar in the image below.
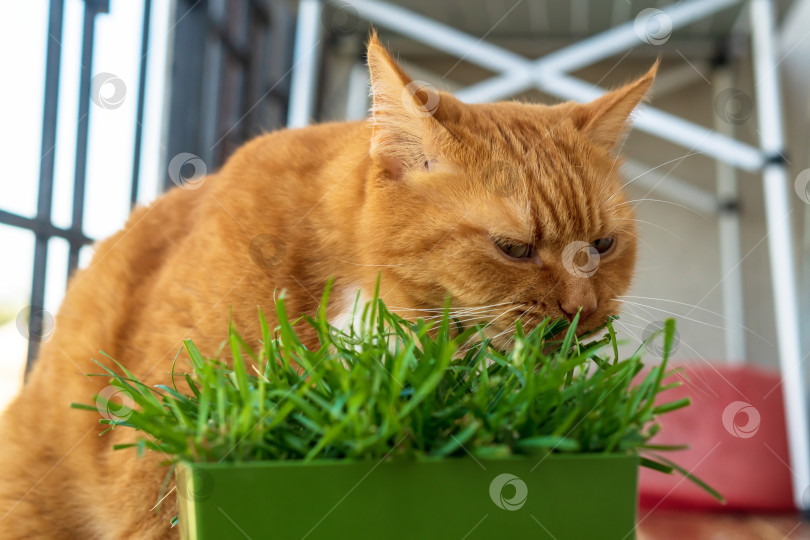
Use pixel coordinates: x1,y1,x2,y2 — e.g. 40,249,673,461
347,0,762,171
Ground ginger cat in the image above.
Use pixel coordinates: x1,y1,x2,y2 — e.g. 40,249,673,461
0,35,655,538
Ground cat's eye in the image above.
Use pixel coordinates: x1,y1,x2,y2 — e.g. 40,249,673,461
494,238,533,260
591,237,615,255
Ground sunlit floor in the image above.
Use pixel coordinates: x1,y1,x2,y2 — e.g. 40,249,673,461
638,510,810,540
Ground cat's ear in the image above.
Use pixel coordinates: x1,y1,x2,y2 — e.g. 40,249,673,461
366,31,442,177
573,61,658,150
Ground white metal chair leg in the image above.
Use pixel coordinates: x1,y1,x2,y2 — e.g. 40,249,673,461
712,64,747,364
750,0,810,511
288,0,323,128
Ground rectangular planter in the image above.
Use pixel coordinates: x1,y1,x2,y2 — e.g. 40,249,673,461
176,454,639,540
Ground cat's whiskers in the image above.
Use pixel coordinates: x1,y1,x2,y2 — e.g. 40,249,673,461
426,313,500,326
478,305,546,349
484,318,519,346
488,328,513,347
618,294,736,320
388,301,518,313
617,295,774,346
332,258,404,267
607,198,709,220
618,300,728,331
422,307,505,319
474,304,526,333
617,303,659,328
609,228,654,251
454,304,528,353
501,313,538,351
626,304,773,376
467,304,527,328
614,216,684,241
418,306,505,322
614,314,728,400
601,151,704,208
392,302,524,327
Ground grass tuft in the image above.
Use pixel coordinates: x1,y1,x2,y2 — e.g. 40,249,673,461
73,287,722,502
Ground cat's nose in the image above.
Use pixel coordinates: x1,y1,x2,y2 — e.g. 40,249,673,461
559,299,597,323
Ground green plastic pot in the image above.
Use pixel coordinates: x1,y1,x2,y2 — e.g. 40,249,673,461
176,454,639,539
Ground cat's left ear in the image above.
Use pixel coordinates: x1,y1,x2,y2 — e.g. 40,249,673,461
366,31,443,177
573,61,658,150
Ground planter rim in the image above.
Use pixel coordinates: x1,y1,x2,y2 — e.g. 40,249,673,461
178,451,639,470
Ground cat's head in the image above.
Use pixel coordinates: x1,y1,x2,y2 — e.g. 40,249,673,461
360,34,656,342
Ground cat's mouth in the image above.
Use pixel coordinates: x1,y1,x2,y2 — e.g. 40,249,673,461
465,303,609,350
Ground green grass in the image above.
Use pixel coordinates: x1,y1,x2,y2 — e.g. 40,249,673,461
72,283,722,502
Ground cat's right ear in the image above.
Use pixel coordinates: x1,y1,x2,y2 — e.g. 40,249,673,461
366,31,441,178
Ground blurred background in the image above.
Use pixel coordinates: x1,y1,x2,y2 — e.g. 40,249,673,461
2,0,810,535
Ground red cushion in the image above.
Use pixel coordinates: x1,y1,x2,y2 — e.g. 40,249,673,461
638,362,794,511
